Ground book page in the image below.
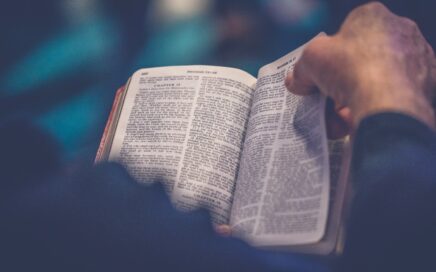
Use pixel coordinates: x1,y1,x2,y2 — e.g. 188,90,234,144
107,66,257,224
230,44,331,246
278,138,351,254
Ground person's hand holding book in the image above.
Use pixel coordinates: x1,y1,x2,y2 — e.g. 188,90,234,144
286,2,436,132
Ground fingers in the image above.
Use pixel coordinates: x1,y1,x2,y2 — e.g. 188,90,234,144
215,225,232,237
285,63,317,96
325,98,353,139
340,2,391,33
286,36,331,96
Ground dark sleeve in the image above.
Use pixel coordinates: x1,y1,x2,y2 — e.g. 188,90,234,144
0,162,329,272
341,113,436,272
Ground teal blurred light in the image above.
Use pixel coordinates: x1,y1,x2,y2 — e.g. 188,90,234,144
1,0,121,160
135,0,216,68
1,17,118,96
135,16,217,68
35,86,106,159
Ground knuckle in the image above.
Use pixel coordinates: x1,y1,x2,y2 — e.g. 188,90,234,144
364,1,388,12
428,43,436,58
402,17,419,30
353,1,388,16
398,16,424,38
346,6,361,20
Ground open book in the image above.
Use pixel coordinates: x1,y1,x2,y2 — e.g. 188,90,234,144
96,37,351,255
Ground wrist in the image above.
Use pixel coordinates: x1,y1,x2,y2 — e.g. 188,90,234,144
351,87,435,130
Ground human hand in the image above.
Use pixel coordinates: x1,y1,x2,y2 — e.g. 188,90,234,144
215,225,232,237
286,2,436,132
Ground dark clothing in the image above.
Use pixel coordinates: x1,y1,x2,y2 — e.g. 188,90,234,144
342,113,436,272
1,113,435,271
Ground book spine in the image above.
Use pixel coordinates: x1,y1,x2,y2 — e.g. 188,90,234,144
94,86,125,163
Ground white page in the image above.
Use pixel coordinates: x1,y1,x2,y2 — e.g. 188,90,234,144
108,66,257,224
230,42,330,246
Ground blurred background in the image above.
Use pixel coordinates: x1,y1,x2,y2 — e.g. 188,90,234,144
1,0,435,163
